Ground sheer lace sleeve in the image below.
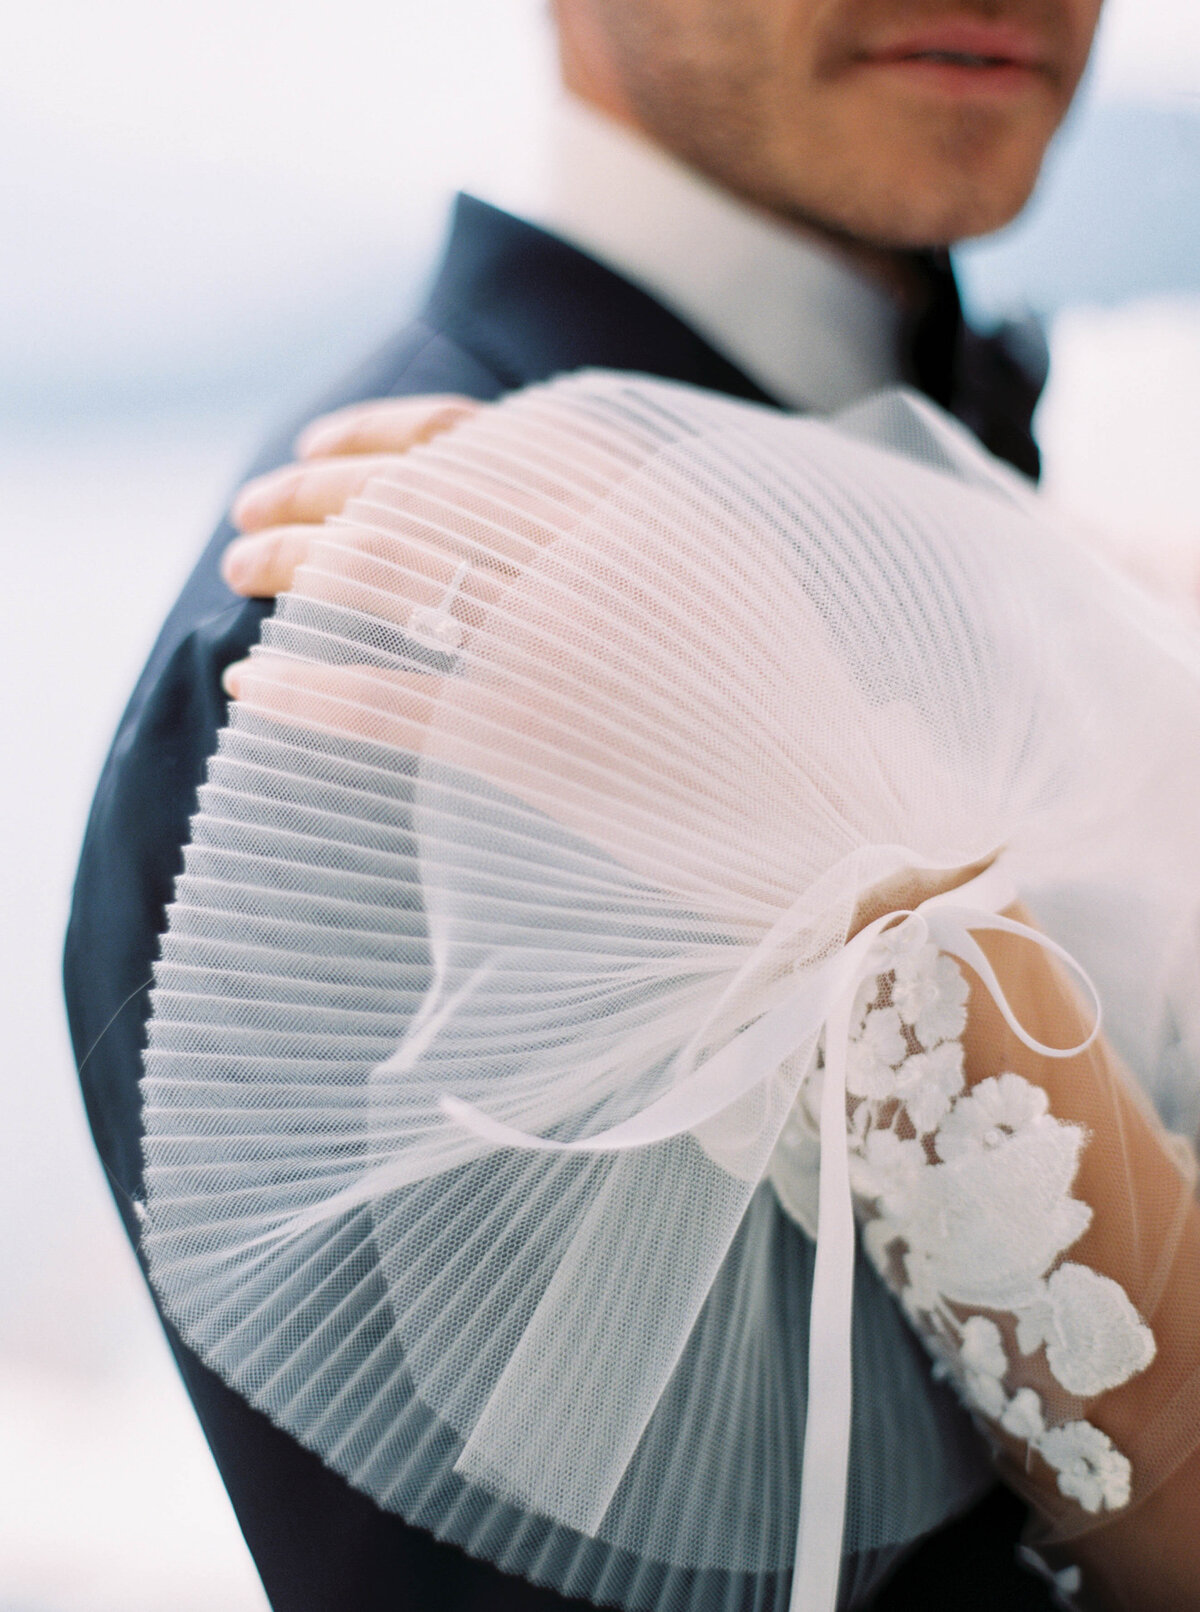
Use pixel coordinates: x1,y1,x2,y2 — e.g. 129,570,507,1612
769,898,1200,1604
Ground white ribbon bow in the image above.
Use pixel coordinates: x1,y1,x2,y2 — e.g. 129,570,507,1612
443,861,1101,1612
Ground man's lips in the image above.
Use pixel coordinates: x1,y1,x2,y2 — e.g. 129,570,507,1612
854,18,1050,92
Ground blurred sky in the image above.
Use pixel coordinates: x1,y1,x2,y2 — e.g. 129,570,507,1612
1,2,1198,1609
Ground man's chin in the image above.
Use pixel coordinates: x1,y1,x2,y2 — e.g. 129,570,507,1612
742,100,1063,251
772,163,1046,253
644,100,1057,252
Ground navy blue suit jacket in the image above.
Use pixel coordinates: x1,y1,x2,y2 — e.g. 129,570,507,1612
64,194,1051,1611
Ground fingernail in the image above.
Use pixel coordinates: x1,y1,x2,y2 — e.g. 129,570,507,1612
295,421,340,459
229,488,260,529
231,465,293,529
222,659,248,698
221,537,253,592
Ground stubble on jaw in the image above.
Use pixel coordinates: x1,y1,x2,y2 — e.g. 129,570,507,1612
572,0,1098,250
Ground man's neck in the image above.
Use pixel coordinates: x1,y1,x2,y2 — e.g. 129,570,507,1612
532,94,910,413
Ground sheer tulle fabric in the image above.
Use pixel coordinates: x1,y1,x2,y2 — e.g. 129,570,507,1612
141,374,1200,1608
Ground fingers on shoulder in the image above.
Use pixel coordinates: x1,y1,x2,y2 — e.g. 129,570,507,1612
221,525,316,596
222,654,440,751
295,395,482,459
231,455,410,532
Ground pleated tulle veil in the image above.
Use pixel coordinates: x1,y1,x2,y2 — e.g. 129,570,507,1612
141,374,1200,1609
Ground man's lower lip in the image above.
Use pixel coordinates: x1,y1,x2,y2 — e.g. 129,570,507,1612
855,56,1043,96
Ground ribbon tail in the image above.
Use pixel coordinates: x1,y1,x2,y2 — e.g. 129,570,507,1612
791,991,858,1612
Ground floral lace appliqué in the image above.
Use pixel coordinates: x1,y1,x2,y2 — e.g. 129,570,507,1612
767,925,1156,1517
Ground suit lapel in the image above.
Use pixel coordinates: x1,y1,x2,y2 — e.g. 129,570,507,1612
424,195,1046,482
423,194,778,404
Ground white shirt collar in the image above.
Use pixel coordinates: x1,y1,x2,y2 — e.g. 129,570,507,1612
527,96,905,413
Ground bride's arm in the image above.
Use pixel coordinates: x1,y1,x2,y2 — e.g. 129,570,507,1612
970,912,1200,1612
836,883,1200,1612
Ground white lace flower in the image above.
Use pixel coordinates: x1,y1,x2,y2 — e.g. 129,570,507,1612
863,1215,896,1280
894,1040,965,1133
889,940,943,1024
1040,1264,1156,1396
906,1116,1091,1311
874,916,929,968
1037,1421,1132,1513
963,1365,1008,1418
849,1127,928,1219
1017,1548,1083,1605
865,1216,928,1303
907,952,970,1047
845,1005,907,1100
849,973,883,1040
901,1245,942,1317
960,1315,1007,1379
1001,1387,1046,1442
935,1071,1050,1163
950,1315,1009,1418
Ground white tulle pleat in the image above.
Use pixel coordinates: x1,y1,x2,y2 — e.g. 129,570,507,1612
143,374,1200,1609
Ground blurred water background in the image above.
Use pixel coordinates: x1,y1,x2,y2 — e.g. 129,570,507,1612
1,1,1197,1607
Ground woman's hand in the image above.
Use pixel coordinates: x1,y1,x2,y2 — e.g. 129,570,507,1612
218,384,855,912
221,395,481,598
220,393,485,724
218,387,1002,912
